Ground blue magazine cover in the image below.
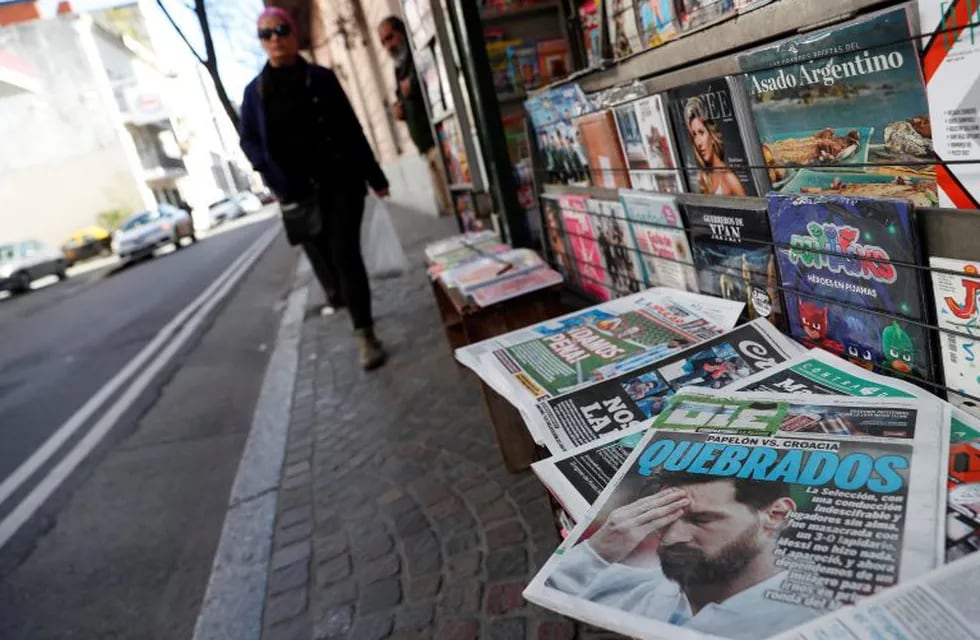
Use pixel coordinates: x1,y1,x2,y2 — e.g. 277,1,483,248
768,193,935,382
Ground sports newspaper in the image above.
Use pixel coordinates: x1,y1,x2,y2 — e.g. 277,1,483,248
524,390,945,640
455,288,743,442
531,320,805,521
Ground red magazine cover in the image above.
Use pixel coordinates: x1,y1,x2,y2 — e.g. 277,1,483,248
559,194,612,301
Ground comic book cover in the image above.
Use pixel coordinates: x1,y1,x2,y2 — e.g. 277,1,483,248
667,77,761,197
768,192,934,382
595,199,645,295
738,6,938,206
578,110,632,189
525,390,945,639
930,256,980,417
686,196,785,329
561,194,612,301
620,190,698,291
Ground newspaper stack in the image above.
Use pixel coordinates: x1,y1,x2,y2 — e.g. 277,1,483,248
523,342,980,639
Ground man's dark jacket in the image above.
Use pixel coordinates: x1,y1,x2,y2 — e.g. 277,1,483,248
395,53,435,154
240,59,388,202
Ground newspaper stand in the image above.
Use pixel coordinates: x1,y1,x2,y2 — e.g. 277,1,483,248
430,277,564,472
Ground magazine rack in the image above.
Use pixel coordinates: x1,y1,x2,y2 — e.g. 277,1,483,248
429,276,563,471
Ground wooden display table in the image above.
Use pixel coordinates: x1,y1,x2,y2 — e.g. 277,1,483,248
430,277,564,472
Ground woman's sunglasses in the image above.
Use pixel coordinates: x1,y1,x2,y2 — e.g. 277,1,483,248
258,23,292,40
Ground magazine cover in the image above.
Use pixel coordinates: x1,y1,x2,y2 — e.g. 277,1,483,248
676,0,735,31
455,288,744,428
527,86,592,186
531,318,803,453
606,0,641,58
686,195,784,329
638,0,679,47
947,406,980,561
578,110,632,189
667,77,761,197
768,192,935,382
919,0,980,208
614,102,650,171
579,0,603,67
507,43,541,93
437,118,470,185
541,194,578,285
930,256,980,417
621,191,698,292
561,194,612,301
737,6,938,206
596,199,645,295
525,390,945,640
537,38,572,85
487,39,522,95
624,94,685,192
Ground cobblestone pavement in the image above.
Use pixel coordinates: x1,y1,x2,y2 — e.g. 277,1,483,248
258,206,624,640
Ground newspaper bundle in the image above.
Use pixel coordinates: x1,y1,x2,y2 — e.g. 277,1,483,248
524,390,946,640
455,288,743,441
531,319,805,520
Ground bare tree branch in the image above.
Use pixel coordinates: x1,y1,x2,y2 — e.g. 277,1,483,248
155,0,204,65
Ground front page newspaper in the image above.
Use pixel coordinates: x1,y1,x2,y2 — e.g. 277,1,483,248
532,319,803,453
455,289,743,439
524,390,945,640
531,320,805,520
728,350,979,564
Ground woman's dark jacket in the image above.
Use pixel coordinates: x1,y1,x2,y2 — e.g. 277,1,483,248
240,58,388,203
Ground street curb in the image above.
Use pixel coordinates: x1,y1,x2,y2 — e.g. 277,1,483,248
192,255,311,640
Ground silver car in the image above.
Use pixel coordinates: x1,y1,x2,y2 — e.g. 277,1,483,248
0,240,68,294
113,204,196,263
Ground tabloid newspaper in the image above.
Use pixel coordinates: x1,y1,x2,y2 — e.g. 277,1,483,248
454,288,743,439
524,390,945,640
531,318,803,454
771,551,980,640
728,348,980,564
530,321,804,521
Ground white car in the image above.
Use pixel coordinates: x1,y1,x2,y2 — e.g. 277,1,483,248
208,196,245,226
236,191,263,213
0,240,67,294
113,204,196,263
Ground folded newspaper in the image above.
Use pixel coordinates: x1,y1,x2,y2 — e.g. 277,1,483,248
531,319,805,520
524,389,946,640
455,288,744,442
726,349,980,564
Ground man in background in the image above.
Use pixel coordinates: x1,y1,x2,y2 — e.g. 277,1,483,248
378,16,453,217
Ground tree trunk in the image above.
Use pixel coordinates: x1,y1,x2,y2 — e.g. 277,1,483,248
194,0,240,130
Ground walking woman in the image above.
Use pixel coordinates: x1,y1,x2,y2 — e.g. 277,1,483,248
240,7,388,370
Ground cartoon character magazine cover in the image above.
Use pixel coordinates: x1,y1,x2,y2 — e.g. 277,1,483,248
767,193,936,384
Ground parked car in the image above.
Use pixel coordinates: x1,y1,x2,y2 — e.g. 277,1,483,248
113,204,196,264
236,191,263,213
208,196,245,226
255,188,276,204
0,240,68,294
61,226,112,267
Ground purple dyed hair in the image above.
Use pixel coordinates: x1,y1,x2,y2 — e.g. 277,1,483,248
257,6,298,34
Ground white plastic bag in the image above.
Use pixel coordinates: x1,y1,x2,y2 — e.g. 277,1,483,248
361,197,409,278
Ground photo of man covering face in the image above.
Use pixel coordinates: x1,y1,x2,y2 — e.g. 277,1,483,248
547,472,821,639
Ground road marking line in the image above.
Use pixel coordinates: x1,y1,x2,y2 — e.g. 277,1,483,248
0,224,280,549
192,257,310,640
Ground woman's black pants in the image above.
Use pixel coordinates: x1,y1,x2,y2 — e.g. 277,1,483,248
301,190,373,330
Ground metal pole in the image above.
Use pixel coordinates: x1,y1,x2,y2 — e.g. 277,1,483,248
444,0,530,248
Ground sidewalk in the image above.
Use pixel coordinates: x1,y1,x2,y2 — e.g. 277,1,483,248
258,204,590,640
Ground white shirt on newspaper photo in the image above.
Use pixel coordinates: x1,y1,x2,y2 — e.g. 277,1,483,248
548,542,822,639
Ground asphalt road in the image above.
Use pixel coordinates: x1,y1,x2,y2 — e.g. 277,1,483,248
0,211,300,639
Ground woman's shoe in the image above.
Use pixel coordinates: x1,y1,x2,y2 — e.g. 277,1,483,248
354,327,387,370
